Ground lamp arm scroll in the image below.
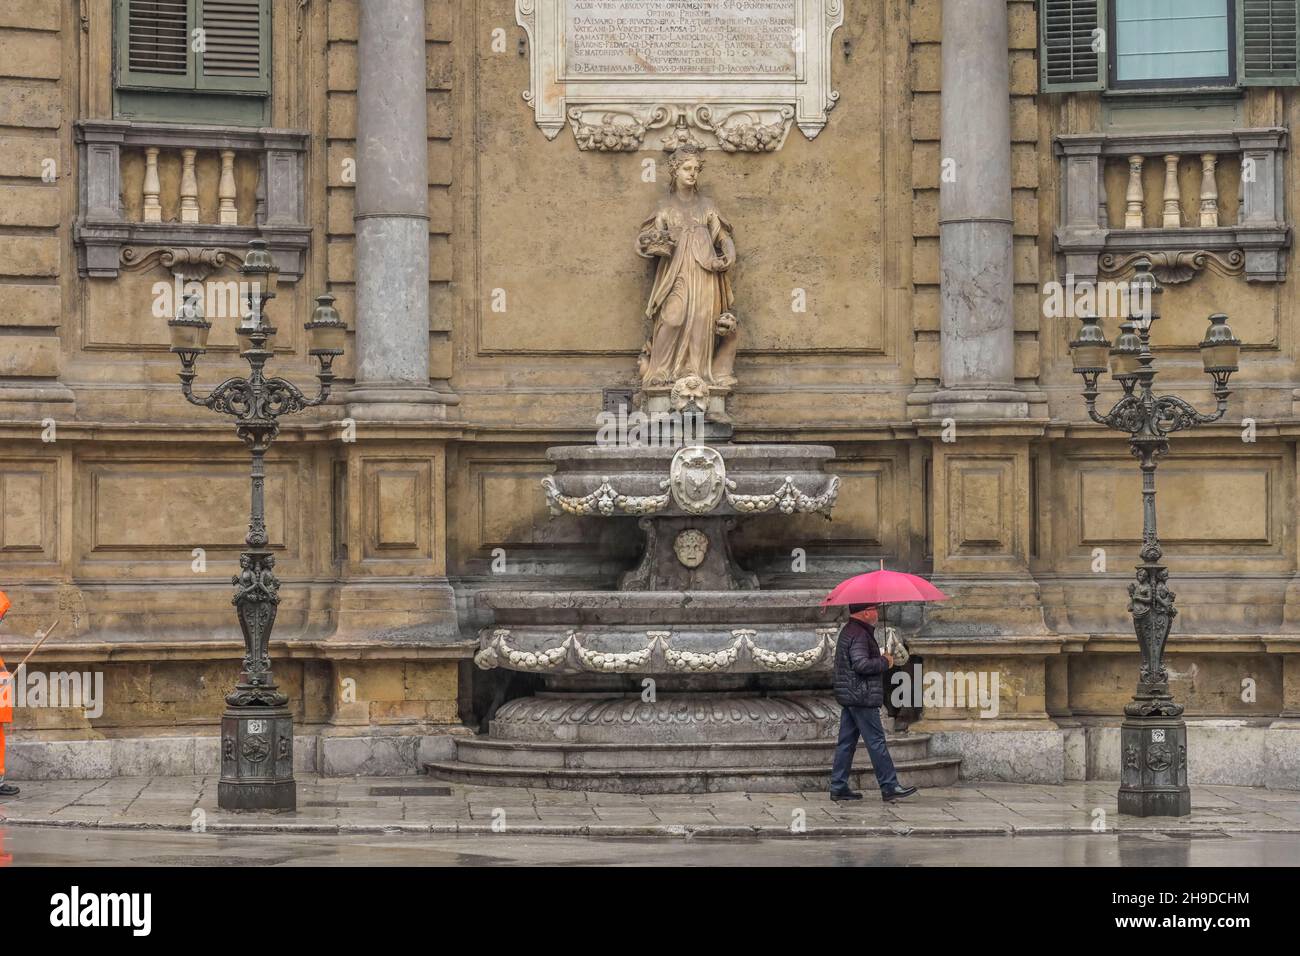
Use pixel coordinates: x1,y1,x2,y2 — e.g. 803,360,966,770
199,377,259,419
179,370,252,415
264,376,330,414
1091,393,1143,433
1153,393,1229,434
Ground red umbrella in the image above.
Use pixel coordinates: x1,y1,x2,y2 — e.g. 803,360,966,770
822,569,948,607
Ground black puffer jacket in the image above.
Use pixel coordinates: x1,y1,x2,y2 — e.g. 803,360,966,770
832,619,887,708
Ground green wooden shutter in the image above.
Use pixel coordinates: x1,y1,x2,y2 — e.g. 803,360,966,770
1239,0,1300,85
117,0,195,90
1040,0,1106,92
197,0,270,94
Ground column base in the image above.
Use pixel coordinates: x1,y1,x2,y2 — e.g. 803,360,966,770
219,706,296,812
0,381,77,419
910,386,1047,420
346,383,459,421
1118,717,1191,818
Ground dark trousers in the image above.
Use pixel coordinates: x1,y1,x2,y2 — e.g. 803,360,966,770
830,704,900,793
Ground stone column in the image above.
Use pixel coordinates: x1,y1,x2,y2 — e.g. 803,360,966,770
931,0,1025,419
349,0,447,419
912,1,1057,783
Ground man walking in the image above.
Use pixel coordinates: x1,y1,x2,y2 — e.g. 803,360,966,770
829,602,917,803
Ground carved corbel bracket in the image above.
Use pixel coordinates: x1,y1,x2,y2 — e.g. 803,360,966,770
119,245,247,283
1099,249,1246,285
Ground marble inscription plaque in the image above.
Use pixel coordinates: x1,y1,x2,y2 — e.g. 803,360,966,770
517,0,844,150
565,0,799,77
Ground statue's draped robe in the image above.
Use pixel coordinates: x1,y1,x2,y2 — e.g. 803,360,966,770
637,197,735,387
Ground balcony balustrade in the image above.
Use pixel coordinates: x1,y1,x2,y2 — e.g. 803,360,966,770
75,120,309,282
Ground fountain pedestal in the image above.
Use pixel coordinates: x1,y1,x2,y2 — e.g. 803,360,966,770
424,442,961,793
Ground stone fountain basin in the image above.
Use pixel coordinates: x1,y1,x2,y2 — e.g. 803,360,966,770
543,442,837,518
481,589,834,624
475,590,841,676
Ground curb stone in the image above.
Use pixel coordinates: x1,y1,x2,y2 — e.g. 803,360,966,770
3,816,1298,838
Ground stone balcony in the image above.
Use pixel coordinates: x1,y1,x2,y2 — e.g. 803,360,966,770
1054,128,1290,285
74,120,309,282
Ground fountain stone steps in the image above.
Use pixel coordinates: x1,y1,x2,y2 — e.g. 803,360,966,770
448,733,935,769
424,754,961,794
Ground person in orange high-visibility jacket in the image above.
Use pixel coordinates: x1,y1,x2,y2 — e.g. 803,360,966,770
0,590,16,797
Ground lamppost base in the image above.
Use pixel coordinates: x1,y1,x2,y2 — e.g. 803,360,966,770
1118,717,1190,818
218,705,296,812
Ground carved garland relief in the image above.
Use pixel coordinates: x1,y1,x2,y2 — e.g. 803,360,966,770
474,626,841,674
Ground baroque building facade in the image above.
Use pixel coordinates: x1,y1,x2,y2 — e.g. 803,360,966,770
0,0,1297,787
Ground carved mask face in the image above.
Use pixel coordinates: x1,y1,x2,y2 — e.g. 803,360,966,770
669,374,708,412
674,529,709,568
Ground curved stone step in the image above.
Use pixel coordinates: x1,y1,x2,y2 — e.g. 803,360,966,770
452,734,934,770
423,756,961,794
489,692,845,744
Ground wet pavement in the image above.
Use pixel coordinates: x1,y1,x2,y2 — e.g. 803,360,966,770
1,776,1298,838
1,825,1297,866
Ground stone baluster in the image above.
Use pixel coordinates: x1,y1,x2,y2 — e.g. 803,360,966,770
1098,167,1108,230
218,149,238,225
255,154,267,224
142,146,162,223
180,148,200,224
1199,153,1219,227
1162,154,1181,228
1125,155,1145,228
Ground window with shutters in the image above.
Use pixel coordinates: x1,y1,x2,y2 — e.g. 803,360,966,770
1240,0,1300,82
1041,0,1106,91
115,0,270,123
1040,0,1300,92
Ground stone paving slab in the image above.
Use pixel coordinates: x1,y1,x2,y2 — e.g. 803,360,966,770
1,776,1297,837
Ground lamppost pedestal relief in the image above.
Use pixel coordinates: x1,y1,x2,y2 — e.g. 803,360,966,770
1069,263,1241,818
167,239,347,811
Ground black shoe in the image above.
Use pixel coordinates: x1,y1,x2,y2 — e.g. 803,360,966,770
882,785,917,802
0,783,19,797
829,789,863,802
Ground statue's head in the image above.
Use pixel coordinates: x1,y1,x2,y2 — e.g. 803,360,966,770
668,144,705,191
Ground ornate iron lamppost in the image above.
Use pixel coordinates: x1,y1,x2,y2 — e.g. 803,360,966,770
167,239,347,811
1069,263,1241,817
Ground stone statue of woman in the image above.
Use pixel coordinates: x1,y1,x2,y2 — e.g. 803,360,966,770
636,142,739,400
